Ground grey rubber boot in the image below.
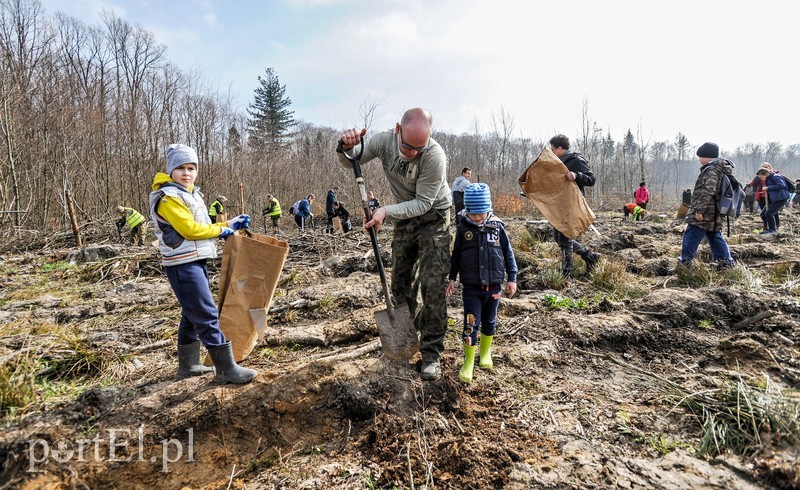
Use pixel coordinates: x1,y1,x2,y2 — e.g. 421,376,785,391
207,341,257,384
176,341,214,379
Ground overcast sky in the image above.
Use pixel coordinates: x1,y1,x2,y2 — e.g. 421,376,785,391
37,0,800,152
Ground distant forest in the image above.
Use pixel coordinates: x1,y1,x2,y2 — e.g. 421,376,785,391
1,0,798,231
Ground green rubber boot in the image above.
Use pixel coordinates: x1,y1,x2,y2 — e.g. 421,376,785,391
479,335,494,369
458,345,476,383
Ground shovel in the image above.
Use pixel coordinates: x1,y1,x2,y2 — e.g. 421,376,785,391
337,137,418,362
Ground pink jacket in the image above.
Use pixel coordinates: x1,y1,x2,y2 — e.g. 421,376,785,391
634,187,649,205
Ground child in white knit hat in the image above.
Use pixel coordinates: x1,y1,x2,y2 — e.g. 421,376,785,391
445,183,517,383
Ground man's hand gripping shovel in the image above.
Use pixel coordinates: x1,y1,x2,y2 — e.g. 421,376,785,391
337,135,418,362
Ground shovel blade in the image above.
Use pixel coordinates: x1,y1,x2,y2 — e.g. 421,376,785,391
374,303,418,362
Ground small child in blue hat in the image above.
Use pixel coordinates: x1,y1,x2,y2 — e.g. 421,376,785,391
446,183,517,383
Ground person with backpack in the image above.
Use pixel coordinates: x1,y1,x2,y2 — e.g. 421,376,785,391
677,142,735,269
634,181,649,209
756,168,789,234
293,194,315,231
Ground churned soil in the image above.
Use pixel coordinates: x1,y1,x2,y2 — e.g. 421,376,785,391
1,209,798,489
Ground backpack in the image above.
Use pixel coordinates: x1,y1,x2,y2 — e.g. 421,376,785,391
289,200,301,215
717,173,744,218
782,175,796,193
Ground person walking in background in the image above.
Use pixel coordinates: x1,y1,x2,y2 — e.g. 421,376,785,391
337,107,452,381
293,194,315,232
634,181,650,209
149,144,256,384
116,205,147,246
677,142,735,269
549,134,601,278
743,183,756,213
325,186,340,234
446,183,517,384
368,190,381,213
756,167,789,234
451,167,472,224
208,195,227,223
792,179,800,208
262,194,282,230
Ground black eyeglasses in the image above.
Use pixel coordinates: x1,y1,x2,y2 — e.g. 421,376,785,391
398,128,430,153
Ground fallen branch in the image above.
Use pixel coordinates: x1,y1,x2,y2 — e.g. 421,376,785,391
629,310,675,317
732,311,775,329
132,339,172,353
268,298,309,314
747,260,800,267
304,339,381,363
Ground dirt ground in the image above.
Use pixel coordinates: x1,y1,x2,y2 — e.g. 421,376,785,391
1,208,799,489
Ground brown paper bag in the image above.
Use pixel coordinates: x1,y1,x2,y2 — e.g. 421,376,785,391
518,147,596,239
210,232,289,363
676,202,689,219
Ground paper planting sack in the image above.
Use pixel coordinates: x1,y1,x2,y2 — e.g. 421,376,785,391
518,147,596,239
206,232,289,364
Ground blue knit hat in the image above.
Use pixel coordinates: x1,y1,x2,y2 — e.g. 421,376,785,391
166,144,198,175
463,183,492,214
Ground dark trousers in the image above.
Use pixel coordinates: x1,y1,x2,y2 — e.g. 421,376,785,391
294,214,310,231
165,260,226,347
392,208,451,362
326,212,335,234
553,227,590,276
461,285,501,345
761,199,787,232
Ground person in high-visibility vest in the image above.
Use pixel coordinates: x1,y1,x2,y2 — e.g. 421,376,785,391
262,194,282,229
116,205,147,246
622,203,647,221
208,195,227,223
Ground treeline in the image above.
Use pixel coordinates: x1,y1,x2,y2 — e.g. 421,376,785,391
1,0,798,232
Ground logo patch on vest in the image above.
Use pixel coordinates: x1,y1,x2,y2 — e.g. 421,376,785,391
464,231,474,241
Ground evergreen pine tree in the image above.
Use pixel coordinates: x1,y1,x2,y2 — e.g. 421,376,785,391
247,67,296,150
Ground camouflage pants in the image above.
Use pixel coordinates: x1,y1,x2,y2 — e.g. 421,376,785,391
392,208,451,362
130,223,145,246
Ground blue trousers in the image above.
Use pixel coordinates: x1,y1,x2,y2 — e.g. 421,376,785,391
461,285,501,345
760,199,787,232
165,260,227,347
678,224,733,265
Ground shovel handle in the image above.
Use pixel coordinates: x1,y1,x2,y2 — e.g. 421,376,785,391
338,135,395,313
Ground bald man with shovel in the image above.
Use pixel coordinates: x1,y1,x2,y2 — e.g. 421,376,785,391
337,107,451,381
